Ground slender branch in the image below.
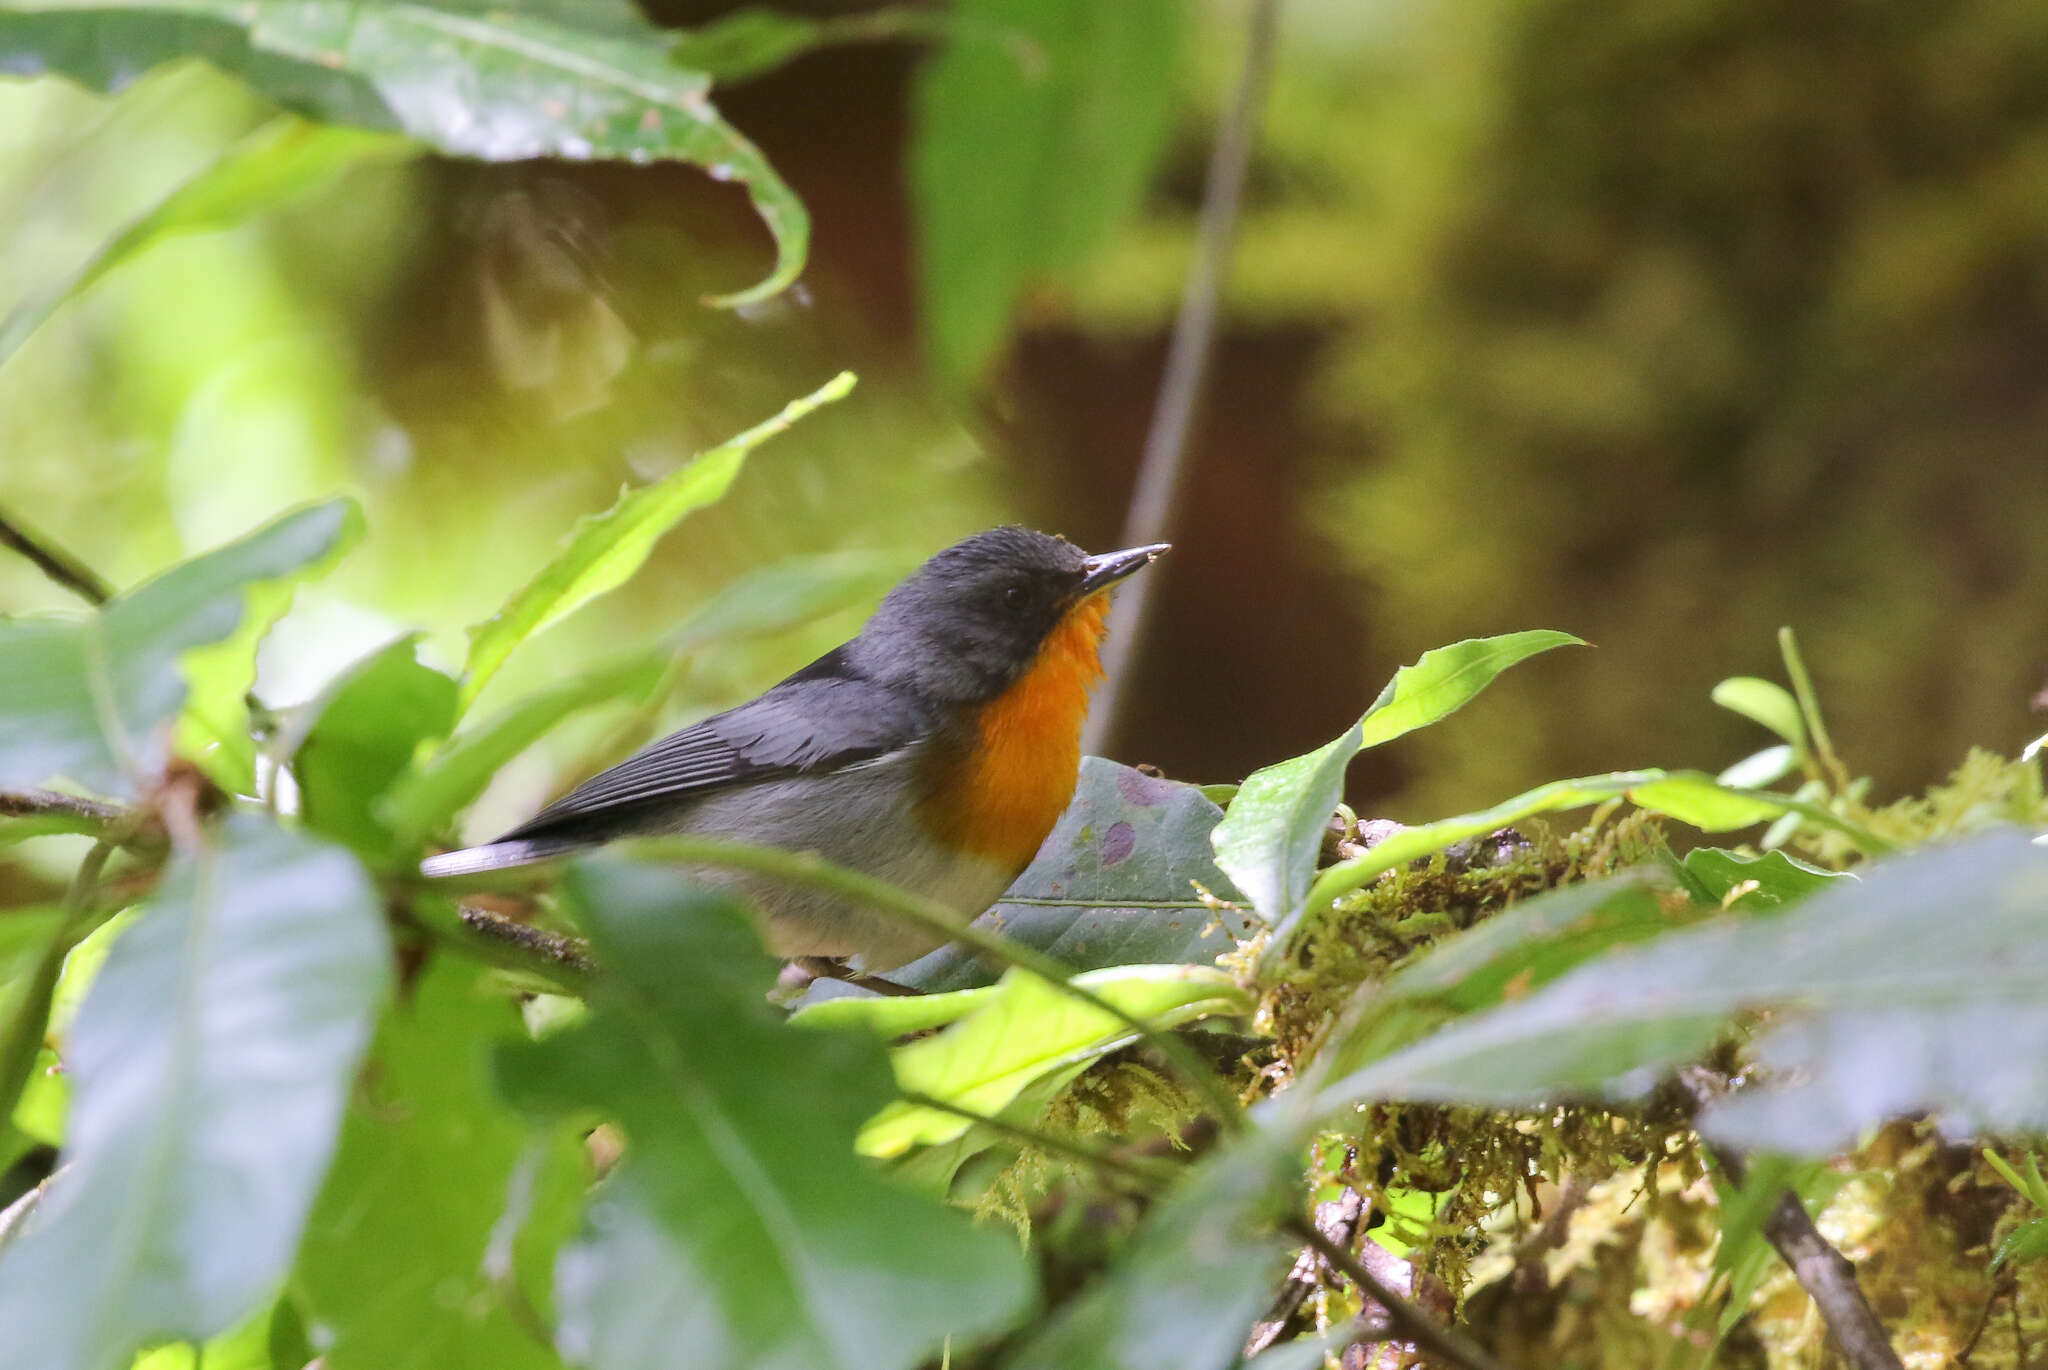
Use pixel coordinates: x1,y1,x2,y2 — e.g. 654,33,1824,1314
0,788,131,837
1778,627,1850,794
1682,1073,1903,1370
1284,1216,1519,1370
1085,0,1284,754
0,506,113,606
618,834,1247,1127
406,899,591,996
1246,1185,1367,1356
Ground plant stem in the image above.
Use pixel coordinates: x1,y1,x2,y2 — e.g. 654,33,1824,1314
1284,1216,1519,1370
896,1090,1178,1189
1086,0,1283,754
0,505,113,606
1778,627,1851,794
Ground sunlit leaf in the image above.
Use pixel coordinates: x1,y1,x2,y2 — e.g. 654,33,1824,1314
0,500,358,798
0,816,388,1370
1711,677,1808,751
1716,743,1795,789
494,859,1031,1370
458,372,856,711
911,0,1186,382
1318,829,2048,1156
1216,631,1581,935
791,983,997,1038
297,959,581,1370
897,759,1251,992
856,964,1251,1157
0,0,809,306
0,116,407,370
289,636,457,864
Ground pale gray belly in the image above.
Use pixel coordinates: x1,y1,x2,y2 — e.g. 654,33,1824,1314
629,751,1019,970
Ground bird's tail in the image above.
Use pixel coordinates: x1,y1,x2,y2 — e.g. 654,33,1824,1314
419,836,587,879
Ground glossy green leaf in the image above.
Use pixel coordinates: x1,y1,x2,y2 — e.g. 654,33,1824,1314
1318,830,2048,1156
0,500,358,798
1353,630,1585,750
1711,676,1807,750
858,964,1251,1157
290,636,458,863
0,816,389,1370
297,958,580,1370
1678,847,1846,910
382,651,664,846
1716,743,1796,789
911,0,1185,382
1216,631,1581,935
0,116,406,370
897,759,1252,992
791,983,998,1038
494,859,1032,1370
0,0,808,306
459,372,856,710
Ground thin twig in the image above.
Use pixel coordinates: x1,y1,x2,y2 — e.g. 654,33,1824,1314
1284,1216,1519,1370
1246,1186,1367,1356
0,788,133,838
1682,1074,1904,1370
618,834,1247,1128
0,506,113,606
1086,0,1284,754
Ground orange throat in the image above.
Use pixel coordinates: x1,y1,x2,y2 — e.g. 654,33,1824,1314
919,595,1111,872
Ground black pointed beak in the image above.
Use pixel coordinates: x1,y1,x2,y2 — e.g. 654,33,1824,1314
1079,542,1170,596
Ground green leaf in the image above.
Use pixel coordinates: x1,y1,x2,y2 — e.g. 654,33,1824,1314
1711,676,1808,751
459,372,856,711
666,549,904,653
896,759,1252,992
0,500,359,798
1679,847,1846,910
494,858,1032,1370
791,983,998,1039
0,115,406,370
857,964,1251,1157
297,958,580,1370
1216,631,1581,934
0,0,809,306
381,651,664,847
1317,829,2048,1156
668,5,950,85
0,816,389,1370
910,0,1185,382
1705,1158,1841,1340
1716,743,1796,789
1354,630,1585,750
289,637,458,863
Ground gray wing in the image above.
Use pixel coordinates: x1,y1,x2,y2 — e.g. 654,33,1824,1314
420,649,930,877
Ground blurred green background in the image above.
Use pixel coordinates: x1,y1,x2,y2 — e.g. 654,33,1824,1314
3,0,2044,839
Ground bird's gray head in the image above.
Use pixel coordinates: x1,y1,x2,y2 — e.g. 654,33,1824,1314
850,526,1165,703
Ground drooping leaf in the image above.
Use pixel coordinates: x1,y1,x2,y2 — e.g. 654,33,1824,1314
1215,631,1581,934
0,0,809,305
1711,677,1808,751
1317,829,2048,1156
382,651,665,847
897,759,1251,992
459,372,856,711
855,964,1251,1157
290,636,458,863
494,858,1032,1370
0,115,407,370
668,5,950,85
0,816,389,1370
0,500,359,798
297,958,581,1370
911,0,1186,382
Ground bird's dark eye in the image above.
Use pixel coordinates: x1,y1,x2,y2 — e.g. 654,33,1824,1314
1002,583,1033,615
